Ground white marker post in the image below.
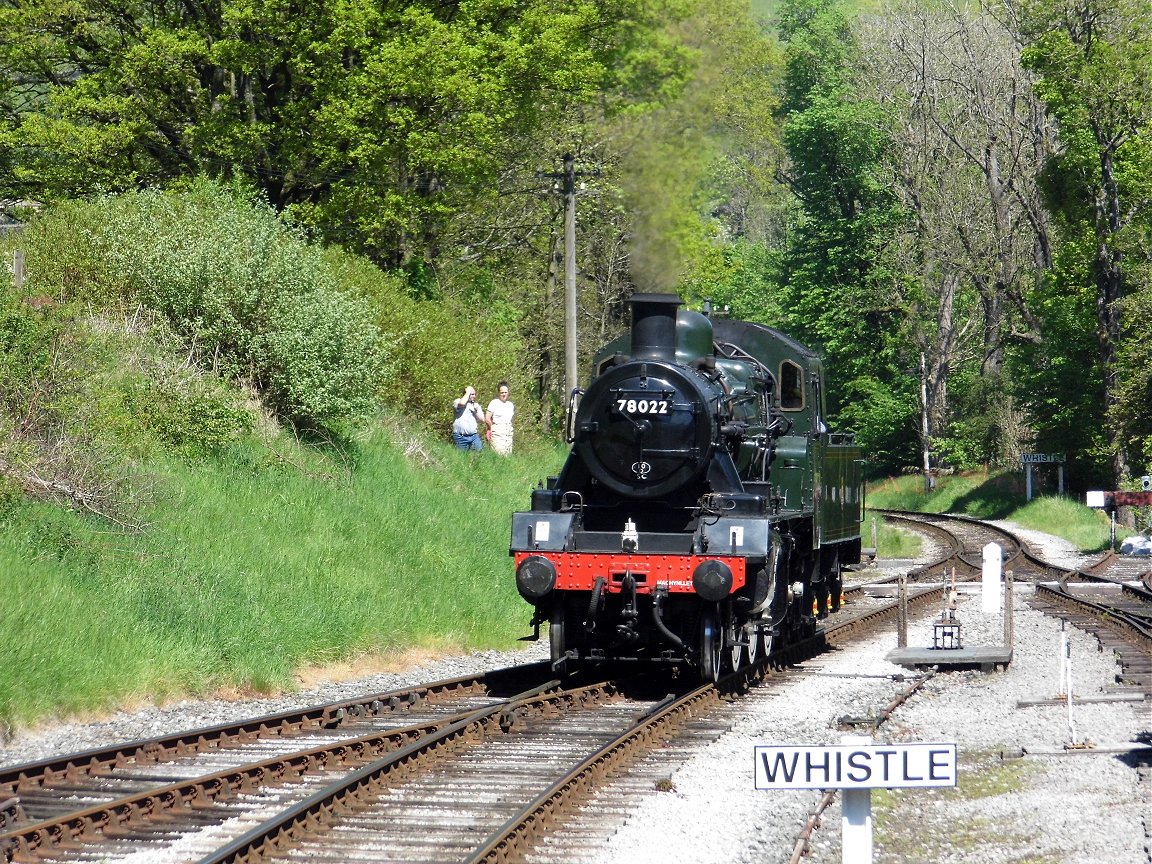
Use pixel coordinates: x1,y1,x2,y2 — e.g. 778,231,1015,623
982,542,1002,614
1064,637,1079,746
755,739,958,863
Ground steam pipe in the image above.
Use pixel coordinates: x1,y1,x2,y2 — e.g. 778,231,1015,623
651,588,685,649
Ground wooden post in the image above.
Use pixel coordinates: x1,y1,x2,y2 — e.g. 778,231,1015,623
562,153,577,398
897,572,908,648
12,250,24,290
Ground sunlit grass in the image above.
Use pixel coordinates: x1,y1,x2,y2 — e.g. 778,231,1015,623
0,417,566,729
867,471,1112,553
861,512,924,559
1010,495,1112,553
867,469,1023,517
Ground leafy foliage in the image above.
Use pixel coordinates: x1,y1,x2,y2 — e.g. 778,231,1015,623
320,247,529,438
0,291,170,524
1020,0,1152,482
76,179,392,429
0,0,691,267
771,0,915,473
123,373,253,462
0,287,57,404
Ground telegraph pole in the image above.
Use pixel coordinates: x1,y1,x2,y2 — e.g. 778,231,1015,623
920,352,932,493
563,154,577,398
539,154,596,398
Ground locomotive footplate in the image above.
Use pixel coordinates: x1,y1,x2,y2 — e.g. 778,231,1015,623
513,551,746,593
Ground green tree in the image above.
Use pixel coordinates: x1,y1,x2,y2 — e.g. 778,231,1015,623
21,180,393,430
772,0,916,473
854,0,1056,471
1020,0,1152,485
0,0,687,267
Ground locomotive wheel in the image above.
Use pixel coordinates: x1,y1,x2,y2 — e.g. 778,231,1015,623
698,608,722,683
744,620,761,663
728,637,743,672
727,613,744,672
829,556,843,613
549,606,568,674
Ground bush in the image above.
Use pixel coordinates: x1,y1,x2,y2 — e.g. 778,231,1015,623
124,373,253,460
259,289,390,426
77,178,391,429
0,293,56,404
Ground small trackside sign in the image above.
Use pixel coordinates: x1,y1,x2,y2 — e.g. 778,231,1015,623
754,742,957,790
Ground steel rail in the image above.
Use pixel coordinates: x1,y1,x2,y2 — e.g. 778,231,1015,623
192,678,613,864
0,662,551,796
0,674,559,862
464,681,721,864
1035,583,1152,645
873,509,1057,580
1,713,482,861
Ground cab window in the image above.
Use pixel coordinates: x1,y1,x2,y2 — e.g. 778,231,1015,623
780,361,804,410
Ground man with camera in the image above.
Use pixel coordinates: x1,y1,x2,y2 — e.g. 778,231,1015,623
452,386,489,451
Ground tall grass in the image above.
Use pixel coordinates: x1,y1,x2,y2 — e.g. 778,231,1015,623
859,513,924,559
1009,496,1111,552
867,469,1025,517
0,419,566,730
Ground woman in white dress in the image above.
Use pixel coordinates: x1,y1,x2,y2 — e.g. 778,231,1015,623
485,381,515,456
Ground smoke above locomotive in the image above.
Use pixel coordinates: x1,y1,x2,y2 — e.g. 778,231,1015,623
511,293,864,681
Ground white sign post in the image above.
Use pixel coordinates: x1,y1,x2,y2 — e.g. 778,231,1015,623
840,735,872,864
1020,452,1065,500
755,738,958,863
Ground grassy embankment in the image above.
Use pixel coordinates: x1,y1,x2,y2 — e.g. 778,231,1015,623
3,459,1113,732
866,469,1113,557
1,424,566,733
0,184,554,735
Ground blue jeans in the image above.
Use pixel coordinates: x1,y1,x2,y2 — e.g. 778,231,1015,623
453,432,483,451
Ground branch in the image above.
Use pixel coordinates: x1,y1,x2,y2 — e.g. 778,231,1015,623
0,456,149,533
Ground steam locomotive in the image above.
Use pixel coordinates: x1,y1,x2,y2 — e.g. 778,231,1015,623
511,293,864,680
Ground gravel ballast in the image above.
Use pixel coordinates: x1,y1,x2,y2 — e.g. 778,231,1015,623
583,524,1150,864
2,524,1148,864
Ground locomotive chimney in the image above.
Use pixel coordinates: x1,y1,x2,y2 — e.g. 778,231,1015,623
629,292,682,363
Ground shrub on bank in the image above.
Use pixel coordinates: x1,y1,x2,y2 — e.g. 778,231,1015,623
8,179,391,431
322,248,529,441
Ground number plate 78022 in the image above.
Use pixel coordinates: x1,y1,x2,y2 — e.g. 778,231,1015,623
614,396,672,415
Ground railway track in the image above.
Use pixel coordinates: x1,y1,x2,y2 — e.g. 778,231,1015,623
872,509,1152,697
3,511,1146,863
0,575,948,863
871,509,1056,580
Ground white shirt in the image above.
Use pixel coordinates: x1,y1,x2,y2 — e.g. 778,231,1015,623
453,399,485,435
487,399,515,426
